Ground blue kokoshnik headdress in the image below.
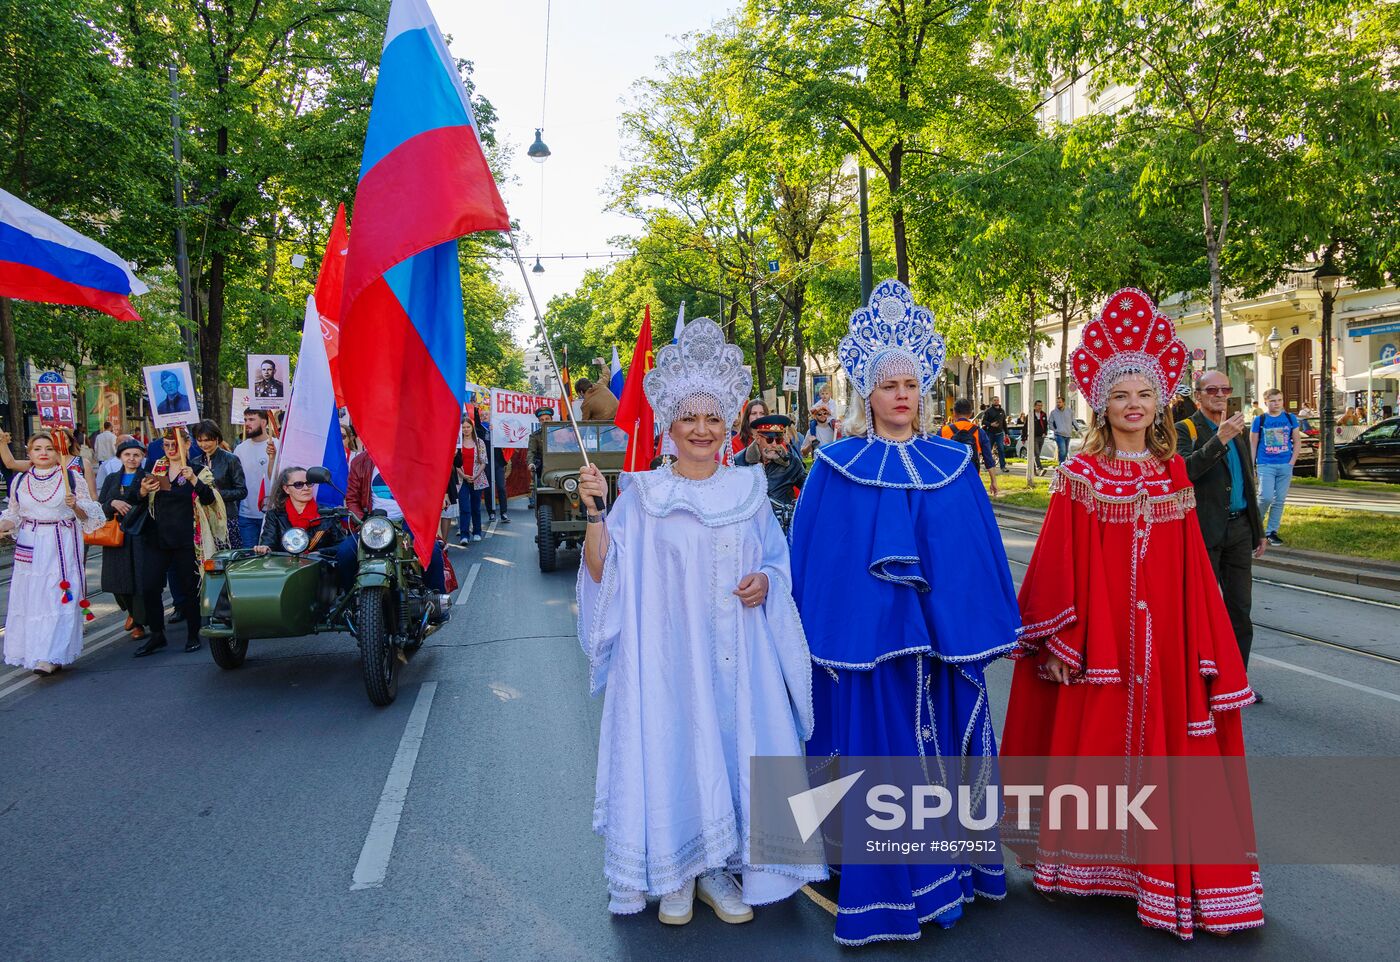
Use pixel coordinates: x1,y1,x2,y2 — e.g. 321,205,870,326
837,279,946,435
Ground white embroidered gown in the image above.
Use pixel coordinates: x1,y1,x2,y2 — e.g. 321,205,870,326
577,464,825,905
3,467,103,668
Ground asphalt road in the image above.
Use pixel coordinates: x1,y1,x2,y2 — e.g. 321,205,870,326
1,499,1397,961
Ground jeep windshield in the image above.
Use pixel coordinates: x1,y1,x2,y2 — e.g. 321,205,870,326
546,424,629,452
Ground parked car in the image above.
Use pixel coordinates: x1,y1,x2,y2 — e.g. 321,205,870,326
1294,417,1400,481
1335,417,1400,482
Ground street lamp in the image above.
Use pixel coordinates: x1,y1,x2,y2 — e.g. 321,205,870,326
527,128,551,163
532,256,545,274
1313,252,1344,482
1267,326,1283,388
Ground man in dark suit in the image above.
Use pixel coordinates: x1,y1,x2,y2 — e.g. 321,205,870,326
1176,370,1267,676
156,370,190,415
253,359,285,399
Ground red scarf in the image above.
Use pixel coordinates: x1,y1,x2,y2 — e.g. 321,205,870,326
286,498,321,529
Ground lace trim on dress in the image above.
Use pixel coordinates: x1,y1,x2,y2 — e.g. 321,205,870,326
1051,459,1195,524
631,464,767,527
577,540,622,695
816,435,971,490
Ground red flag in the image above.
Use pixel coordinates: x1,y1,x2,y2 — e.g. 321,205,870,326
614,306,656,472
315,204,350,407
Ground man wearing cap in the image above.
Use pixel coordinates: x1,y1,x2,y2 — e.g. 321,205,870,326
739,414,806,505
527,407,555,509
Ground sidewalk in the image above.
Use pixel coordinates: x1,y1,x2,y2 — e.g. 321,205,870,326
992,503,1400,592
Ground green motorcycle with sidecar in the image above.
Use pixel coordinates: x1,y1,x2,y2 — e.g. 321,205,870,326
199,467,450,706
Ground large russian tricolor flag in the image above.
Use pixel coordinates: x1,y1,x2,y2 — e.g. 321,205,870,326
339,0,509,564
0,187,148,320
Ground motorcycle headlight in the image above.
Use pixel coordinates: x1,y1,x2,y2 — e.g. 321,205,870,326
563,477,578,493
360,516,396,551
280,527,310,554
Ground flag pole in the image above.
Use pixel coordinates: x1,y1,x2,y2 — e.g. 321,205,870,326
507,233,598,500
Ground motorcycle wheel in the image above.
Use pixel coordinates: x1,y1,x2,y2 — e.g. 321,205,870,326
208,635,248,670
358,586,400,707
536,504,558,572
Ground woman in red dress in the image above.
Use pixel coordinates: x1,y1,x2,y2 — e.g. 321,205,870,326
1001,289,1263,939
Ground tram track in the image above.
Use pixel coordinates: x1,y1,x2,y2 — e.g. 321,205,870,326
996,532,1400,669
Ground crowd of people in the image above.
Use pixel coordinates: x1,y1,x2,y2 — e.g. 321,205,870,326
574,282,1264,945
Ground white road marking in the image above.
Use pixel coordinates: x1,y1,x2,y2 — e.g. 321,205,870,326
0,621,131,702
483,556,514,568
351,681,438,891
454,563,481,607
1252,654,1400,705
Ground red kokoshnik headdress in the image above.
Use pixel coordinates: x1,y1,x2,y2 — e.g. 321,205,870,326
1070,288,1189,413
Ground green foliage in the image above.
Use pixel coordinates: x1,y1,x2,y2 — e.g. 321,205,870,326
0,0,521,428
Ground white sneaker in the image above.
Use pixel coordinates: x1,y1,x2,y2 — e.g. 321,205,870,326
471,534,483,543
697,872,752,924
658,878,695,925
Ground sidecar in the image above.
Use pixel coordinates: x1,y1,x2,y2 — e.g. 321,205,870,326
199,544,348,669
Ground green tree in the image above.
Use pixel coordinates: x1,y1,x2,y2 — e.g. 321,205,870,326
990,0,1332,370
741,0,1030,284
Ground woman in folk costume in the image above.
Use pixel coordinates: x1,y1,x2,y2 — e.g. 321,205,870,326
1000,288,1263,938
789,280,1023,946
576,318,825,926
0,432,104,675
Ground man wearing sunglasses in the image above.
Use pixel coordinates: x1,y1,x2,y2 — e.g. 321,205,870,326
1177,370,1266,681
739,414,806,505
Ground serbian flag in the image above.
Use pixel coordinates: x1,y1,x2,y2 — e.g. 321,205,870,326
0,187,147,320
278,224,351,507
339,0,509,563
316,204,350,407
614,306,656,472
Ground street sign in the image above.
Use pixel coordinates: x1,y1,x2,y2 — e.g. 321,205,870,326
768,260,780,273
1380,343,1397,362
781,366,800,392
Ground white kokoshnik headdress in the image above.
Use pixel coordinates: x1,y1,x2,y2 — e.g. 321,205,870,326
643,317,752,429
838,279,946,435
1070,288,1189,413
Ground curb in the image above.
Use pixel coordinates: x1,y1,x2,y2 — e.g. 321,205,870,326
991,505,1400,593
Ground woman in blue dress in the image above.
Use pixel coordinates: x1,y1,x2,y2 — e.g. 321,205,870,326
789,280,1023,945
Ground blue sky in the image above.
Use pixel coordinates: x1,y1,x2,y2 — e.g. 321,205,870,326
436,0,739,338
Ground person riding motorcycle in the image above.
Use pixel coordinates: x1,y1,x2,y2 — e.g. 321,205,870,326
254,465,353,582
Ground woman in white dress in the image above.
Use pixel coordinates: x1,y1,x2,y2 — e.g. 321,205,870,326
576,318,825,925
0,432,104,674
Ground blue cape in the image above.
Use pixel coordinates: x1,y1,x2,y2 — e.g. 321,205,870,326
790,435,1022,669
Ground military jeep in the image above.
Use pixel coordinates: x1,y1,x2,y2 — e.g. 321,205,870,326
533,421,628,571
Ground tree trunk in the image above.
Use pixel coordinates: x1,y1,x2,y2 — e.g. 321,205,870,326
1,296,26,445
1201,173,1231,373
1058,298,1071,402
883,141,909,284
749,281,767,396
1025,291,1037,487
201,249,227,421
791,281,807,422
262,208,279,333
